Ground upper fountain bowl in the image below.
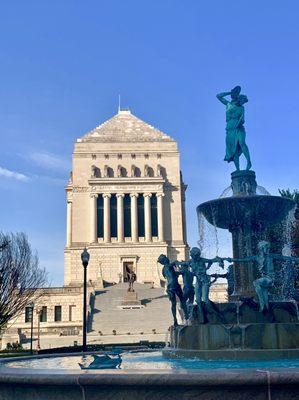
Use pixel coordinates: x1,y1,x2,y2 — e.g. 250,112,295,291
198,170,295,229
197,195,295,230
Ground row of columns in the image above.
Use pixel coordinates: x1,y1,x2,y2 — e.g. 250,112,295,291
90,192,164,244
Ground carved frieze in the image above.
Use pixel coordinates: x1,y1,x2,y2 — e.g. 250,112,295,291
72,186,91,193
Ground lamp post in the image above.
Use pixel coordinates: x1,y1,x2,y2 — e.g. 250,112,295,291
81,247,90,352
29,302,34,355
36,307,41,351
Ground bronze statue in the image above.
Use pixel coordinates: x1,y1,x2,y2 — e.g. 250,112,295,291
225,240,299,312
158,254,188,326
176,264,195,306
176,247,222,304
125,266,136,292
217,86,252,171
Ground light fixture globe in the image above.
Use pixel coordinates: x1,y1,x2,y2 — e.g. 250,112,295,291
81,248,90,268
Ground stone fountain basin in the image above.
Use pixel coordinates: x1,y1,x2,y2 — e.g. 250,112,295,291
197,195,295,230
1,352,299,399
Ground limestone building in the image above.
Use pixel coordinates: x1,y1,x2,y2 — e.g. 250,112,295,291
64,110,189,287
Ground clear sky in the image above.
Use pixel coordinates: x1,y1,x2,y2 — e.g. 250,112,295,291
0,1,298,285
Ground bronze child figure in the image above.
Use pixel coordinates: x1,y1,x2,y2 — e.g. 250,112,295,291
226,240,299,312
158,254,189,326
176,264,195,306
176,247,222,304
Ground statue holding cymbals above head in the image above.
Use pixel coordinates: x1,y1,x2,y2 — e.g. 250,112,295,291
217,86,252,171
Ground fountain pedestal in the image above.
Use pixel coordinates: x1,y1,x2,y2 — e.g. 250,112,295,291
198,170,295,299
163,301,299,360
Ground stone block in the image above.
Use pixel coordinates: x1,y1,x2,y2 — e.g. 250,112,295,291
171,324,229,350
118,290,144,310
170,322,299,351
239,301,298,324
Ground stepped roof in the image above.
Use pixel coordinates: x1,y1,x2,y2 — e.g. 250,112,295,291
78,110,175,143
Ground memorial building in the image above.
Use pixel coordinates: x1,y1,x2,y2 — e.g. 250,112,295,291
64,109,189,287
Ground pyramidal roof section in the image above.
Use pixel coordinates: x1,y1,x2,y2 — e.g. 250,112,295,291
77,110,175,143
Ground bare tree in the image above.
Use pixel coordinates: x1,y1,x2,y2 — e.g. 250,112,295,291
0,232,47,330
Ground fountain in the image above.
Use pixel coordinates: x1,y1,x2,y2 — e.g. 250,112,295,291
163,86,299,360
1,87,299,399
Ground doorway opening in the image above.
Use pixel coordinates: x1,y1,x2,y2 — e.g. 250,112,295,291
123,262,135,282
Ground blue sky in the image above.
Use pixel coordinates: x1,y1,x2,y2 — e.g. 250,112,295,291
0,1,298,285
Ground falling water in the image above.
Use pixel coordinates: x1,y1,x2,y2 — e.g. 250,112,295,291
280,208,296,300
219,186,232,198
211,204,220,256
197,210,231,278
197,212,205,252
256,185,270,195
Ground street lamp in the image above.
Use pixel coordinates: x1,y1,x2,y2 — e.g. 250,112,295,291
36,307,42,351
81,247,90,352
29,302,34,355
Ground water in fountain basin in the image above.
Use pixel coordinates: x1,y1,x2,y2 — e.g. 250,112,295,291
3,351,299,370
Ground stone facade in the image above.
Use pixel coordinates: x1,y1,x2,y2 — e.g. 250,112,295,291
1,286,95,350
209,283,228,303
10,287,88,334
64,110,189,287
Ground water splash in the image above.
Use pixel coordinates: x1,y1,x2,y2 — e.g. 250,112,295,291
219,185,270,198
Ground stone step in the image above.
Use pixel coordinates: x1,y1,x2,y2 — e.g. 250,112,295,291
89,283,172,335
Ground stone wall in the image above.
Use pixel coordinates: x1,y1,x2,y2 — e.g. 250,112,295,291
2,286,94,349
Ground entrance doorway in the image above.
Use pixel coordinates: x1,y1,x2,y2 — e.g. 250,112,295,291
123,262,135,282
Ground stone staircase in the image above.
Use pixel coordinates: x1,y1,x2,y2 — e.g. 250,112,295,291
88,283,172,338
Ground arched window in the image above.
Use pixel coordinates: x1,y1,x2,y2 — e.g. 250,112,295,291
91,165,101,178
144,165,154,177
131,165,141,177
117,165,127,177
157,164,166,178
104,166,114,177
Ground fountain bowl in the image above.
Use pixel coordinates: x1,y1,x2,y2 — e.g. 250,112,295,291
197,195,295,230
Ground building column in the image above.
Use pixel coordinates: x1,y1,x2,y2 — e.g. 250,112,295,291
144,193,152,242
103,193,111,243
130,193,139,243
116,193,125,243
157,193,165,242
66,199,72,247
90,194,98,243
